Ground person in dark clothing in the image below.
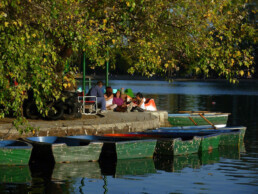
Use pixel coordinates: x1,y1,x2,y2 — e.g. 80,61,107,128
87,81,106,113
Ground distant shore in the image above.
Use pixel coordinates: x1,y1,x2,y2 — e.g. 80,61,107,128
76,74,258,83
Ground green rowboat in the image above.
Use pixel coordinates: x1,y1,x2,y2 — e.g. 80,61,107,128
158,126,246,145
168,112,230,128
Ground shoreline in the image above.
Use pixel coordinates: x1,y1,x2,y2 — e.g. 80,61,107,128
0,111,169,140
77,74,258,83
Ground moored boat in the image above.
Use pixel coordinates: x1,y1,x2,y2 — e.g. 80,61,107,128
24,136,103,163
67,135,157,160
104,128,241,155
0,140,32,165
168,112,230,128
157,126,246,144
147,128,241,148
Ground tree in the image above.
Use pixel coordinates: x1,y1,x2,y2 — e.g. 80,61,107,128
0,0,256,131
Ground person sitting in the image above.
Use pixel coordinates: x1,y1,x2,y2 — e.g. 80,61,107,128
131,92,145,112
104,86,115,110
87,81,106,113
113,90,132,112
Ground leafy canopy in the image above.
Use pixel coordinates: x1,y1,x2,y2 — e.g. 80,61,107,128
0,0,256,129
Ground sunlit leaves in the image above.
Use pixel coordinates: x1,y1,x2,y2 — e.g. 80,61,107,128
0,0,256,131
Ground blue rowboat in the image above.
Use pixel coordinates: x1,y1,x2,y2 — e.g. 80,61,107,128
0,140,32,165
67,135,157,160
24,136,103,163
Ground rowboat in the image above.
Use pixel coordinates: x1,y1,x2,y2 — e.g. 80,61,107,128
24,136,103,163
0,140,32,165
104,128,241,155
104,131,219,155
168,112,230,128
157,126,246,144
151,128,241,147
67,135,157,160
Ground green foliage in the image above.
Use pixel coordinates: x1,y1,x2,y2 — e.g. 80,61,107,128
0,0,256,132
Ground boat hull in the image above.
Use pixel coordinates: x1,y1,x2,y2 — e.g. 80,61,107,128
0,140,32,165
199,134,220,152
156,126,245,145
25,136,103,163
68,135,157,160
52,143,103,163
155,137,201,156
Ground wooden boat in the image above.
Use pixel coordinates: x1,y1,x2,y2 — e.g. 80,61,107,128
157,126,246,144
67,135,157,160
104,131,217,155
0,140,32,165
104,128,241,155
168,112,230,128
24,136,103,163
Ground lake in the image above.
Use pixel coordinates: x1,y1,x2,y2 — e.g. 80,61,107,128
1,80,258,193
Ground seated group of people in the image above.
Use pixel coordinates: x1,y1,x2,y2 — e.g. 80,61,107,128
104,86,146,112
87,81,146,113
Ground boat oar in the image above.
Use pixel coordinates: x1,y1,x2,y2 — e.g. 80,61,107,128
198,113,217,129
188,117,198,126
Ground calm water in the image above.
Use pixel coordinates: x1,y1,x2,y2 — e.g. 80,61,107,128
1,80,258,194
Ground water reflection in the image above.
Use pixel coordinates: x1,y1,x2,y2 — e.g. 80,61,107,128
154,154,200,172
52,162,102,180
0,165,31,183
0,146,241,182
0,143,256,193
